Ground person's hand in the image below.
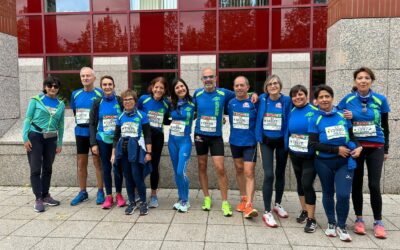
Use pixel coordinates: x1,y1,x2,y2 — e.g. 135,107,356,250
350,146,363,158
24,141,32,152
91,145,99,155
384,154,388,161
110,154,115,165
338,146,350,158
251,93,258,103
56,147,62,154
343,109,353,120
144,153,152,163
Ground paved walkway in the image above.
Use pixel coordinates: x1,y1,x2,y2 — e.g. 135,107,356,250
1,186,400,249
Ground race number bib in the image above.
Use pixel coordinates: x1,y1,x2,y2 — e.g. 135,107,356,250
102,115,117,132
289,134,309,153
170,120,186,136
325,125,346,140
263,113,282,131
232,112,249,129
76,109,90,124
353,121,376,137
200,116,217,132
121,122,139,137
147,111,164,128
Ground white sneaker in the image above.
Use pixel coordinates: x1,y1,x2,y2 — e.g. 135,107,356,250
273,203,288,218
172,200,181,210
325,223,337,237
262,212,278,228
178,201,190,213
336,227,352,242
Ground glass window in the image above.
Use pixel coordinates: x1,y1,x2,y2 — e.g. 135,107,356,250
17,16,43,54
180,0,216,9
131,55,177,70
130,12,178,52
313,7,327,48
16,0,41,14
272,0,310,5
272,8,310,49
93,0,130,11
312,70,325,87
48,73,82,106
219,53,268,69
218,71,267,94
219,0,268,7
219,10,268,50
44,15,91,53
314,0,327,3
312,51,326,67
93,14,129,53
132,72,177,96
45,0,89,12
47,56,91,71
180,11,216,51
130,0,177,10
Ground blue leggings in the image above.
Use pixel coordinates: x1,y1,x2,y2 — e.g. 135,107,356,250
315,157,354,228
120,155,146,203
97,140,123,195
168,135,191,202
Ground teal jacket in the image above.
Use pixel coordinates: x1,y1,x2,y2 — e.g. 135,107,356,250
22,94,65,147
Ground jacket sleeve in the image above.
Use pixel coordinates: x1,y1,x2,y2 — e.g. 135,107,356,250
142,123,152,145
89,99,100,147
309,133,339,154
22,99,36,143
57,103,65,147
381,112,389,154
112,125,121,148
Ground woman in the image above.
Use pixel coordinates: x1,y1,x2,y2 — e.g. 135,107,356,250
137,76,171,208
111,89,152,216
22,76,65,212
288,85,318,233
338,67,390,239
309,85,362,242
255,75,292,227
168,78,195,213
89,76,126,209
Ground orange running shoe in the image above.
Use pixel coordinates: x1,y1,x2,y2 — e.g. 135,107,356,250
244,203,258,218
236,196,247,212
354,219,366,235
374,222,387,239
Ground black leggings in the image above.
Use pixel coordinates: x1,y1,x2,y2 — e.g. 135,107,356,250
150,129,164,191
290,153,316,205
352,147,384,220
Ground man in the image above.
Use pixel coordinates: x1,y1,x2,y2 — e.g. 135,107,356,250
70,67,104,206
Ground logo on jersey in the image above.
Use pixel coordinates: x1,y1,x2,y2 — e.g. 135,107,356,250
243,102,250,108
275,102,282,109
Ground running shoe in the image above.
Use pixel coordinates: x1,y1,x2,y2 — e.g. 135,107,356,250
173,200,181,210
202,196,212,211
336,227,352,242
236,196,247,212
273,203,288,218
34,199,45,213
149,195,159,208
70,191,88,206
43,194,60,206
354,218,366,235
325,223,337,237
262,211,278,228
304,218,317,233
125,202,137,215
222,200,233,217
374,221,387,239
139,202,149,216
296,210,308,224
96,190,105,205
116,193,126,207
102,195,113,209
178,201,190,213
243,203,258,218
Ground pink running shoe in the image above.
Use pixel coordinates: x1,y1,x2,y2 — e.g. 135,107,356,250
354,220,366,235
374,223,387,239
102,195,113,209
116,193,127,207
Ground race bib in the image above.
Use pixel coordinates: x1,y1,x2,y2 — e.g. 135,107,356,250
232,112,249,130
325,125,346,140
170,120,186,136
147,111,164,128
102,115,117,132
76,108,90,124
289,134,309,153
353,121,377,137
121,122,139,137
263,113,282,131
200,116,217,132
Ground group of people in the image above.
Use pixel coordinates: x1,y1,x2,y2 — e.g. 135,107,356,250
23,66,390,242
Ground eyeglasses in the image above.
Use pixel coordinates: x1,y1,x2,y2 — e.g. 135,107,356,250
123,98,135,102
46,84,59,89
202,75,215,80
267,82,280,87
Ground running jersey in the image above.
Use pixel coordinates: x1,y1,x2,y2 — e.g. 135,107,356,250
308,108,352,158
137,94,170,133
96,96,122,144
70,87,103,136
193,87,235,136
227,97,258,146
338,91,390,144
116,109,149,139
288,103,318,155
42,95,60,116
169,100,195,137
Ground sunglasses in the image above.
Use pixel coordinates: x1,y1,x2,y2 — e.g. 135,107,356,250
46,84,60,89
202,75,215,80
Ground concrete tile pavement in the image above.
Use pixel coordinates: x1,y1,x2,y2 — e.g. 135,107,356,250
0,186,399,249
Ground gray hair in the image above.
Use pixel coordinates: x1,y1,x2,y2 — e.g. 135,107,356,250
264,74,282,93
234,75,249,86
80,67,95,76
